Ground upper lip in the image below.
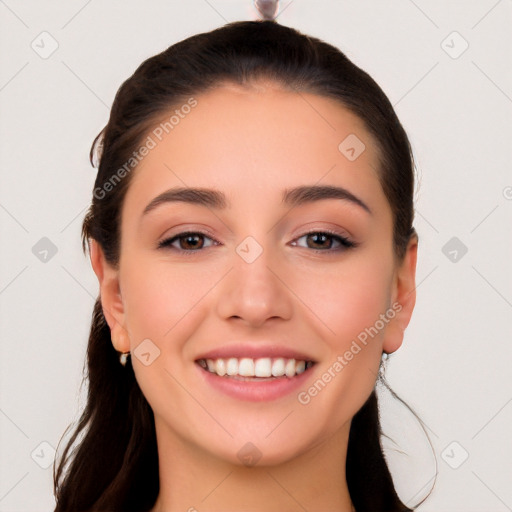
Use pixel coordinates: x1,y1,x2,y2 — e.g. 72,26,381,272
195,343,317,362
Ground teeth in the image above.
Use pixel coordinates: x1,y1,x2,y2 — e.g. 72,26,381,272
238,358,255,377
198,357,313,378
254,358,272,377
215,359,226,376
271,358,285,377
285,358,296,378
226,357,238,376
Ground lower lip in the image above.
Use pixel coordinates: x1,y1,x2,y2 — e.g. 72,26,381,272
196,363,314,402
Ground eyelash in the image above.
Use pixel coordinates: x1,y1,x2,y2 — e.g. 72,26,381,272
157,229,356,255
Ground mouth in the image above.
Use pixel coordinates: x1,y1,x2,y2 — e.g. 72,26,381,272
196,357,316,381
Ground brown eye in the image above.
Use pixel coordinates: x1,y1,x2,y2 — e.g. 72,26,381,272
306,233,333,249
292,231,355,251
158,232,217,251
178,234,204,250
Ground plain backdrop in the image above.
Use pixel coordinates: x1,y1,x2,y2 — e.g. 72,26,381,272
1,1,511,510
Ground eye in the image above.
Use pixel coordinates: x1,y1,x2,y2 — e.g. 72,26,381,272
158,231,218,252
291,231,355,252
157,230,355,253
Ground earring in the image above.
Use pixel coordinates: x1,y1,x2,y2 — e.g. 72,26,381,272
119,351,130,367
111,330,130,367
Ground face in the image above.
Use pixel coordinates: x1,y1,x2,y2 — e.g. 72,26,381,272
94,81,417,467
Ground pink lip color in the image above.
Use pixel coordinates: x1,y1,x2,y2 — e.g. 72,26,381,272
195,363,314,402
196,343,314,362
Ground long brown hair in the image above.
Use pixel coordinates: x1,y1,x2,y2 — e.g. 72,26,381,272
53,20,431,512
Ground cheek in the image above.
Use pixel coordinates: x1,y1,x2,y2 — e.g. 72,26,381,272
120,257,218,350
293,268,392,437
293,256,394,352
119,258,219,436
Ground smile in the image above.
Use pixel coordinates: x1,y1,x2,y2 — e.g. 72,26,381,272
197,357,315,379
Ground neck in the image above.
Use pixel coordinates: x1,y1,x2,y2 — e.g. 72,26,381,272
149,419,355,512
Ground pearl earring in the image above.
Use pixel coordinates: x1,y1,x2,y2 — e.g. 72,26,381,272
119,351,130,367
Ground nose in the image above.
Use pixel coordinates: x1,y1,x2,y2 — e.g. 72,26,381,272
215,246,293,328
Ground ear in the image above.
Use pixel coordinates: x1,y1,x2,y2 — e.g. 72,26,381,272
382,235,418,354
89,239,130,353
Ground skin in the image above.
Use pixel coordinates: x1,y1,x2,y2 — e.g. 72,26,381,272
90,80,418,512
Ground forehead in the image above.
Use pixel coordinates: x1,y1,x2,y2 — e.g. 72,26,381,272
123,81,388,217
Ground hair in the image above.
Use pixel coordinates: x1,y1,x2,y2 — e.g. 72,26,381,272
53,19,430,512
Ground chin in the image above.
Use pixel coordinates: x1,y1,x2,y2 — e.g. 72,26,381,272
215,430,324,468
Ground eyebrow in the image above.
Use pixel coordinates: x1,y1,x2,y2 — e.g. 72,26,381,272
142,184,371,216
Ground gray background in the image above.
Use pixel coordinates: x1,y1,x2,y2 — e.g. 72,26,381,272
1,1,511,510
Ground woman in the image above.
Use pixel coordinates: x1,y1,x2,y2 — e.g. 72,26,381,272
53,18,426,512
